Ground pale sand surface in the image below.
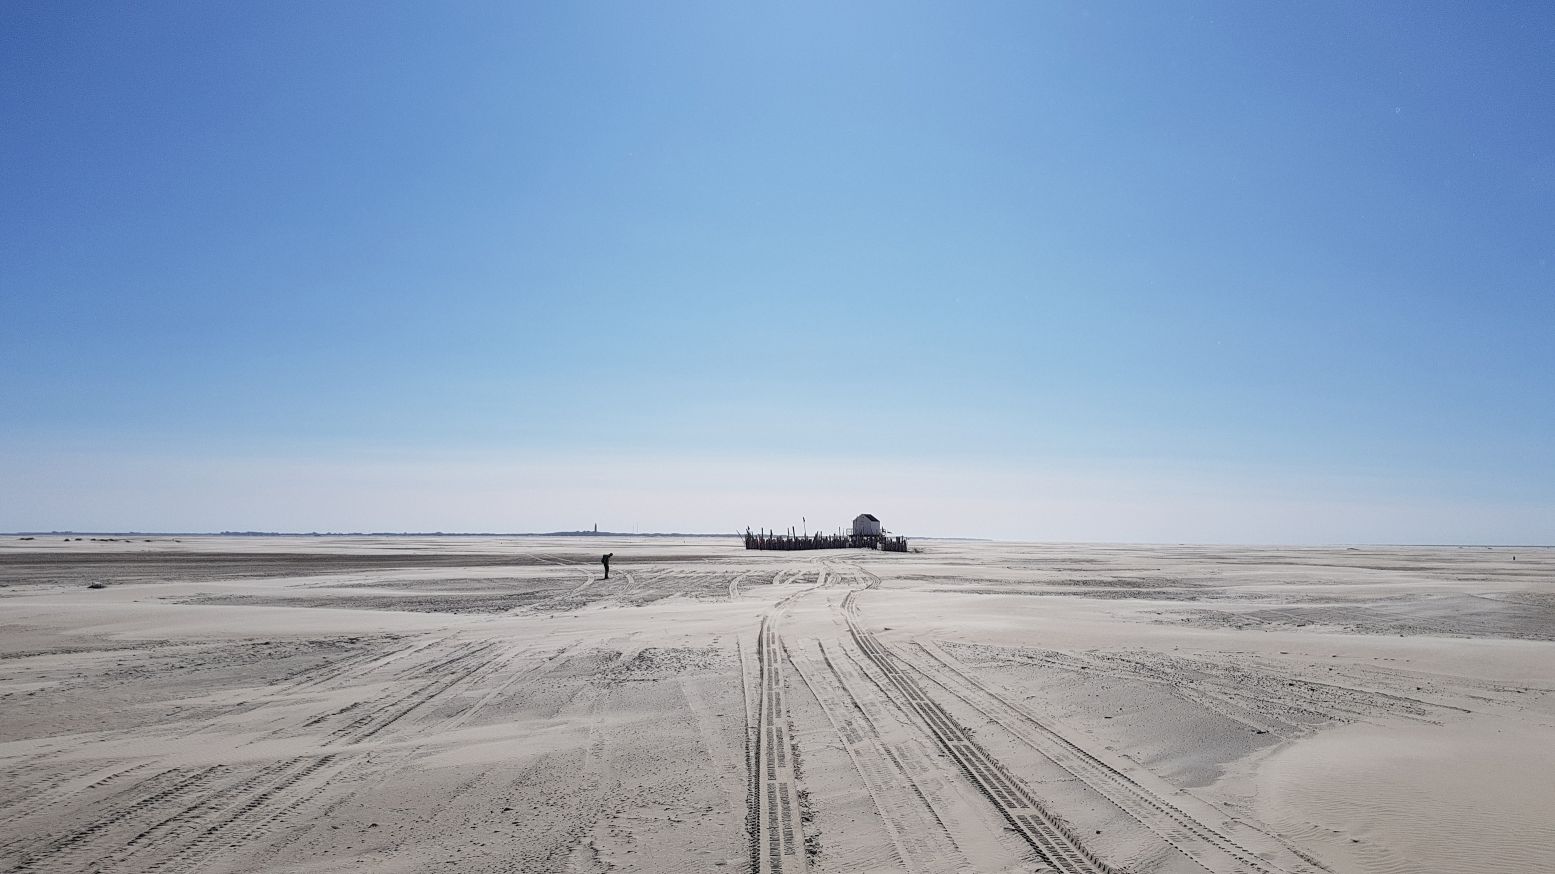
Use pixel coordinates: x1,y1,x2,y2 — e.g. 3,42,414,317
1,537,1552,873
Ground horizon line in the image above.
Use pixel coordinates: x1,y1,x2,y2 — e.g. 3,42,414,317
4,531,1551,549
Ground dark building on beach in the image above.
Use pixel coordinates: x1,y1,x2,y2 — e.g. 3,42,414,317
851,513,882,537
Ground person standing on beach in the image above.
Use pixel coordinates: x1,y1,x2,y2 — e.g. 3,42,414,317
601,553,613,579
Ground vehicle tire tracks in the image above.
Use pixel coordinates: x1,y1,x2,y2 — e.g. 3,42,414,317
753,615,808,874
903,640,1329,874
787,637,969,873
840,592,1116,874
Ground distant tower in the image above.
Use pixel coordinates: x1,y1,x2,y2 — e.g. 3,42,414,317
593,523,598,534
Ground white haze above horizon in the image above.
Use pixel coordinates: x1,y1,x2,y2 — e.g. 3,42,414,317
5,449,1549,545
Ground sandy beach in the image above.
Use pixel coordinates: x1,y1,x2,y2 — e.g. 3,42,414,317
2,536,1552,874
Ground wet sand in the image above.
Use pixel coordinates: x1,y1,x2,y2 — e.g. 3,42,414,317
1,537,1551,873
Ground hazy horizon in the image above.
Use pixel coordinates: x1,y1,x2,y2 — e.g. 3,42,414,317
4,3,1552,544
6,531,1552,548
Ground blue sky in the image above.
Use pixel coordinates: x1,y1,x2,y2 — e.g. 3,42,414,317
3,2,1552,541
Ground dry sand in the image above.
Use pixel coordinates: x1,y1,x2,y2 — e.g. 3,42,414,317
1,536,1552,874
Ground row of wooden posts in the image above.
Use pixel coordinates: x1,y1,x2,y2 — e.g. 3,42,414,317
743,528,909,552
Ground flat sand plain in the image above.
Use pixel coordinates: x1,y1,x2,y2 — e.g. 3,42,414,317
2,537,1552,874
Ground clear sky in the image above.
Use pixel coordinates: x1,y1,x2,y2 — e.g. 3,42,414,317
3,2,1552,542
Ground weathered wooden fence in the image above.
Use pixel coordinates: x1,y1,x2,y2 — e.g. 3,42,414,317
743,529,909,552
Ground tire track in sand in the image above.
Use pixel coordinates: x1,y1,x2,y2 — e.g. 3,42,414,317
754,616,808,874
751,579,823,874
4,638,510,874
840,591,1116,874
786,637,969,873
729,570,756,601
148,639,511,872
1,766,225,872
902,640,1329,874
